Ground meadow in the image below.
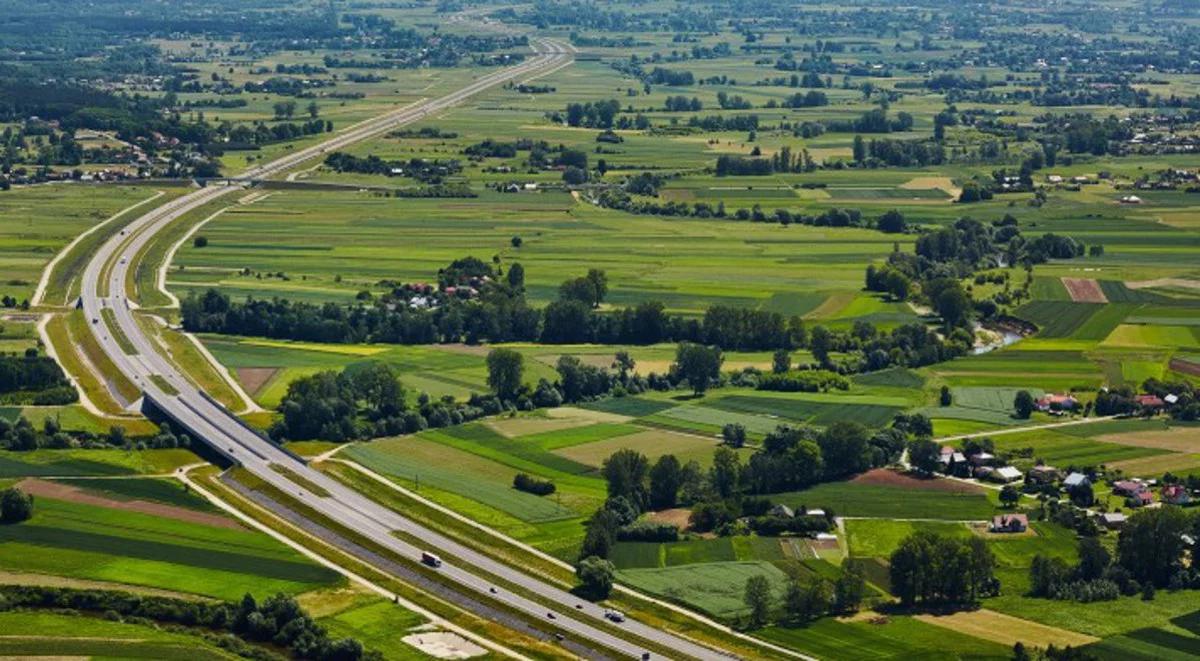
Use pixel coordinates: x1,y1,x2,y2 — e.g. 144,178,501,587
0,495,341,600
0,611,238,660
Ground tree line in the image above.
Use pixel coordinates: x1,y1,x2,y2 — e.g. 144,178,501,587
0,586,376,660
0,352,77,405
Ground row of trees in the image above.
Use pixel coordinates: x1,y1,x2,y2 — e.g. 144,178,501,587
742,564,866,630
0,352,77,405
0,587,375,660
889,531,998,607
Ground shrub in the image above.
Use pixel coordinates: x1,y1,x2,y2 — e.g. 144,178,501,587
513,473,556,496
616,521,679,542
0,488,33,523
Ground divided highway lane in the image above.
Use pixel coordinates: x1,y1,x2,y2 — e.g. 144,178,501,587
78,37,731,660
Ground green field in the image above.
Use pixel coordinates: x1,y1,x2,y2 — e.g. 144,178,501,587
618,561,791,619
0,611,238,660
775,481,998,521
0,449,200,477
758,615,1009,660
0,497,340,599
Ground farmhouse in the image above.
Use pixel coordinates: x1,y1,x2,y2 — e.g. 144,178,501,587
1027,465,1060,484
768,504,795,518
969,452,996,467
1135,394,1165,412
990,466,1023,483
1063,472,1090,489
1113,480,1147,497
1127,490,1155,508
1100,512,1127,530
1119,194,1143,204
1036,394,1079,412
1162,484,1191,506
990,513,1028,533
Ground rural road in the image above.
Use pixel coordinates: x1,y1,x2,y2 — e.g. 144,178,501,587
74,30,732,661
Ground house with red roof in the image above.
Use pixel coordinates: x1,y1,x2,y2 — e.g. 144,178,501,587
1163,484,1191,506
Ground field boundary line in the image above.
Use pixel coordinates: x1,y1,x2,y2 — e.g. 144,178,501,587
934,415,1119,443
32,190,166,307
327,456,814,661
177,465,528,661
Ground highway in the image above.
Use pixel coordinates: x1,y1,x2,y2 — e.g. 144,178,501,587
76,32,730,661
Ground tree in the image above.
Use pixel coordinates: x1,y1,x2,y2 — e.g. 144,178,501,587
351,362,406,419
193,236,208,248
744,575,773,629
1118,506,1190,587
817,421,871,478
485,348,524,400
563,165,588,185
890,530,995,607
852,135,866,162
648,454,683,510
940,385,952,406
576,556,615,599
933,281,973,329
1076,537,1110,581
785,576,830,623
674,342,723,396
579,509,619,560
506,262,525,289
1000,484,1020,508
1014,390,1035,419
809,325,833,366
721,423,746,448
908,438,942,475
877,209,907,233
833,562,866,613
601,449,650,511
306,101,319,119
772,349,791,374
612,351,635,380
710,446,742,498
0,487,32,523
559,269,608,308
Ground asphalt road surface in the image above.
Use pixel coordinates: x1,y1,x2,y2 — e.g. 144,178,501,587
77,33,731,661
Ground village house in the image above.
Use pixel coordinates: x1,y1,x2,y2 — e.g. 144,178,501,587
1036,394,1079,412
969,452,996,467
1113,480,1147,497
991,513,1028,533
1063,472,1090,490
1135,394,1165,412
1127,490,1155,508
990,466,1023,484
1162,484,1191,506
1100,512,1127,530
768,504,794,518
1026,465,1061,485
